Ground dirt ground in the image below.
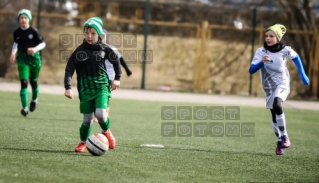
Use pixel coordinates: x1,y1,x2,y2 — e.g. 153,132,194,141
0,82,318,111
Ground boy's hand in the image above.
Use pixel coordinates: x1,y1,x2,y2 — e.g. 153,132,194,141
27,47,37,55
126,70,132,76
262,55,270,63
10,53,16,63
303,76,310,86
64,89,74,99
111,80,120,91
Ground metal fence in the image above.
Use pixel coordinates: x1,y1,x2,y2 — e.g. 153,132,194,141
0,5,318,98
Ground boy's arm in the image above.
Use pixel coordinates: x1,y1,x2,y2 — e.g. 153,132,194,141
11,42,18,55
12,42,18,54
64,52,77,90
32,28,46,52
10,31,18,63
12,31,18,54
120,57,132,76
249,61,264,74
105,46,122,81
248,49,264,74
10,42,18,63
292,54,310,85
34,42,46,52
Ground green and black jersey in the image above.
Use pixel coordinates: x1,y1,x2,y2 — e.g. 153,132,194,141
13,27,44,67
64,39,122,99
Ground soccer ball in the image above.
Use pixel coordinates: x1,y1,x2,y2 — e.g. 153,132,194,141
86,133,109,156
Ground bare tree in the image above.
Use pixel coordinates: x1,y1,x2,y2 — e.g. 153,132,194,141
0,0,11,8
277,0,317,97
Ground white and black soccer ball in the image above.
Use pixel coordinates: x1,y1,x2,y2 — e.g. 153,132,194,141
86,133,109,156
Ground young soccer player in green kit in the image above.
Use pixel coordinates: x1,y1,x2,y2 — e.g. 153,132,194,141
10,9,46,117
64,17,121,153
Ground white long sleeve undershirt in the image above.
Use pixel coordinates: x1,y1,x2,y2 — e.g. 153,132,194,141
35,42,46,51
12,42,18,54
11,42,46,54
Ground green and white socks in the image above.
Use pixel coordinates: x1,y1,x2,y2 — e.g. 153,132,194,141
79,118,110,143
79,124,92,143
99,118,111,133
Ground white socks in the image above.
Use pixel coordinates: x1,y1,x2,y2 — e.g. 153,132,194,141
276,113,288,137
272,122,280,136
272,122,281,141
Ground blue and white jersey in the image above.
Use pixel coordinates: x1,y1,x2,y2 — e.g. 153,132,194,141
105,44,122,81
251,46,297,97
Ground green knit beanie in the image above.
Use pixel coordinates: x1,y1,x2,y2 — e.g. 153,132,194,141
17,9,32,22
89,16,103,27
83,17,103,36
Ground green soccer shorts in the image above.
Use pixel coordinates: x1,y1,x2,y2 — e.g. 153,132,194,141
18,64,41,81
80,89,110,114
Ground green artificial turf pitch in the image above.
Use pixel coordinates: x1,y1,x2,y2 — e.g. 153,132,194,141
0,91,318,183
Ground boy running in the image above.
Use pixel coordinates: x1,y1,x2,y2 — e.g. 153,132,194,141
10,9,46,117
249,24,310,155
64,17,121,152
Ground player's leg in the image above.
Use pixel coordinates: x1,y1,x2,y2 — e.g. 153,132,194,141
94,106,110,122
270,109,280,139
75,98,95,153
95,94,115,149
271,109,284,155
105,79,112,120
104,99,111,125
106,106,110,115
268,93,285,155
18,65,30,116
105,79,111,119
29,66,41,112
273,86,290,149
93,113,98,122
93,104,110,123
94,80,112,122
273,96,290,148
